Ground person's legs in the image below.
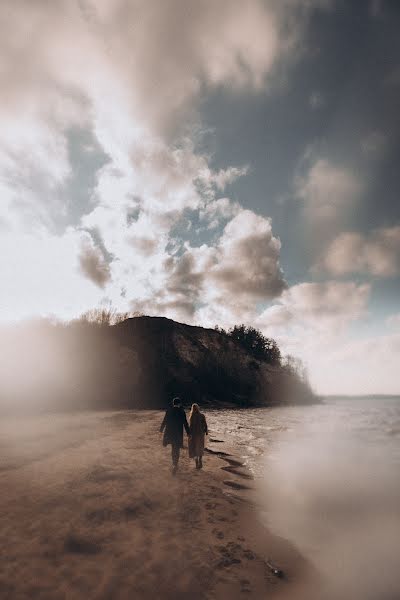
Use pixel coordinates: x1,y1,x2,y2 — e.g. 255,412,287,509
171,444,180,470
199,454,203,469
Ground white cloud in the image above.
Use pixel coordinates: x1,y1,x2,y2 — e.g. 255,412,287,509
211,165,249,191
199,197,241,230
0,0,286,152
209,210,285,298
3,0,382,398
2,0,307,323
321,226,400,277
120,209,287,326
258,281,370,334
296,158,362,223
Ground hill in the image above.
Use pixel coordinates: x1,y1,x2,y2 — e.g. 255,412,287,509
0,316,316,411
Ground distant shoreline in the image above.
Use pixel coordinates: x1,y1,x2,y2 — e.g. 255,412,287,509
321,394,400,400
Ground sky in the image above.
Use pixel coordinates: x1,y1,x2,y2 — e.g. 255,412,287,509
1,0,399,395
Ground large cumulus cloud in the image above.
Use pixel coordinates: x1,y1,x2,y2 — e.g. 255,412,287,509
1,0,320,323
154,210,287,324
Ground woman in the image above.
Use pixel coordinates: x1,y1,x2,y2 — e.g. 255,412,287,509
188,403,208,469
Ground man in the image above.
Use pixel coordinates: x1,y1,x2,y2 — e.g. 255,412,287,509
160,397,190,474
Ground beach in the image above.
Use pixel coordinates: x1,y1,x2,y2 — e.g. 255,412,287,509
0,410,311,599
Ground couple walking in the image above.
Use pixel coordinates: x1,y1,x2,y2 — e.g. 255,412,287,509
160,397,208,474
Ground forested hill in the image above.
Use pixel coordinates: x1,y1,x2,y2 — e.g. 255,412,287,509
0,316,317,412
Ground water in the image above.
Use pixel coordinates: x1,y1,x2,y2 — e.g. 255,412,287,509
207,397,400,473
207,397,400,599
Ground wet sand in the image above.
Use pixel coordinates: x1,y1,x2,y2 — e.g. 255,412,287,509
0,410,313,599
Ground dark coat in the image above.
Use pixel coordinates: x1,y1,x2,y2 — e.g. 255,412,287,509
160,406,190,448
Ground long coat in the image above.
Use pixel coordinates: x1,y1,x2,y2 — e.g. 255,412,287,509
160,406,190,448
188,412,208,458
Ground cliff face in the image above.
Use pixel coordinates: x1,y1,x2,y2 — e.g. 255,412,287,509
0,316,316,412
111,316,315,408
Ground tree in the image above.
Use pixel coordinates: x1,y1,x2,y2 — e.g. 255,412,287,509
77,308,133,327
227,324,281,365
214,325,227,335
282,354,308,381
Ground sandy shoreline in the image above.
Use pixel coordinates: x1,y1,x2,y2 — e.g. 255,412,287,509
0,410,314,599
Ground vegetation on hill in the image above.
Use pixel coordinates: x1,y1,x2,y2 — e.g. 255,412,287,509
215,324,281,364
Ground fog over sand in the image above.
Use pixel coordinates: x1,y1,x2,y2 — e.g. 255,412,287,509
0,411,310,599
260,412,400,600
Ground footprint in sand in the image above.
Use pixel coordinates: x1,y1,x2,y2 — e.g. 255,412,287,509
212,528,224,540
64,534,101,555
240,578,251,594
222,457,244,468
216,542,243,568
223,480,251,491
221,466,253,479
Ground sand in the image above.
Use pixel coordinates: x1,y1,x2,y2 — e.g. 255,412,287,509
0,410,313,599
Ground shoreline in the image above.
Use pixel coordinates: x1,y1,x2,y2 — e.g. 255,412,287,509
0,409,316,599
203,422,318,599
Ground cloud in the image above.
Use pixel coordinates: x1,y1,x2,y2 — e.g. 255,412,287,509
78,236,111,288
199,197,241,230
320,226,400,277
254,279,400,395
257,304,293,328
258,280,370,333
209,210,286,300
0,0,339,334
0,0,288,151
296,158,362,223
292,155,365,261
211,165,249,191
124,209,287,325
284,280,369,323
256,281,376,394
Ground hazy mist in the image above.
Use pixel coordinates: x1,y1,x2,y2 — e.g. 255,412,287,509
259,407,400,599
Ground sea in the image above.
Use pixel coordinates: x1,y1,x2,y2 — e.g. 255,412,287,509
207,396,400,600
